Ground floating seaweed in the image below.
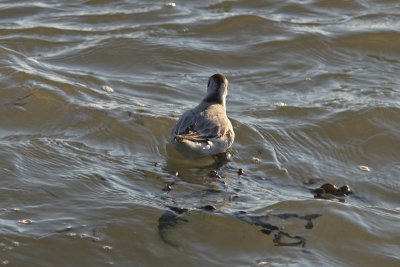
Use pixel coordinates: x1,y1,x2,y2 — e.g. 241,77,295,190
158,207,189,247
312,183,352,201
157,205,321,248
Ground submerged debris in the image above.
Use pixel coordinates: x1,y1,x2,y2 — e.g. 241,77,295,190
5,90,36,107
158,207,189,247
273,232,306,247
158,205,322,248
273,213,322,230
235,211,321,247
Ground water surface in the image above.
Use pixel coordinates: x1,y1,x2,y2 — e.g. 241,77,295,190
0,0,399,266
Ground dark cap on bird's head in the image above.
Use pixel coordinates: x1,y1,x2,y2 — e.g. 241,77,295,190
207,73,227,88
204,73,229,105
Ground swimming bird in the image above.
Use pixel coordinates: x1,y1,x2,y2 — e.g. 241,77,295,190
170,73,235,158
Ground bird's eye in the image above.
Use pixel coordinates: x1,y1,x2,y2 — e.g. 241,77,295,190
207,79,211,88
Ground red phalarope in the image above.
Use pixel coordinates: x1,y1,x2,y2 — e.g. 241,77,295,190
170,73,235,158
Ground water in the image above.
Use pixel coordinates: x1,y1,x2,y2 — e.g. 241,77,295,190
1,0,399,266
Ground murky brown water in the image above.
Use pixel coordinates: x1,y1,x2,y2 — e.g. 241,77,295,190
1,0,400,266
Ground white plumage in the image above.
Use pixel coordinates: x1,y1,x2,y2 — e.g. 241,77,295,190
170,73,235,158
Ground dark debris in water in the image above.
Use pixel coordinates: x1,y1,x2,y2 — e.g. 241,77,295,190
5,90,36,107
158,207,189,247
158,205,321,249
41,188,59,199
235,212,320,247
156,165,370,250
158,164,370,250
311,183,352,202
273,213,322,230
235,213,279,235
126,111,145,125
209,169,221,179
273,232,306,247
163,183,172,193
157,165,331,249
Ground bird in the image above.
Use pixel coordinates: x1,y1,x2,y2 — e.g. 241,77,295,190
170,73,235,158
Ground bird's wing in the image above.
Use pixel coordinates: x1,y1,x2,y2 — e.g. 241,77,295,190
172,103,230,140
174,130,210,143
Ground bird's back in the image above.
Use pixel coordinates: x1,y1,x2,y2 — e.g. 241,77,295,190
170,73,234,157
